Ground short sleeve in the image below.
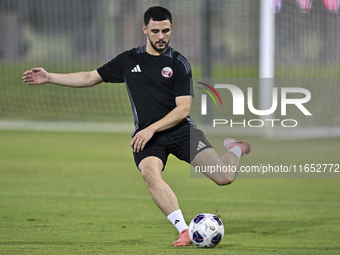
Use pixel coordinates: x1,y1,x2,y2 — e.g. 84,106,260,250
174,54,194,98
97,51,128,83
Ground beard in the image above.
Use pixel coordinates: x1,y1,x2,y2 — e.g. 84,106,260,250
148,34,170,53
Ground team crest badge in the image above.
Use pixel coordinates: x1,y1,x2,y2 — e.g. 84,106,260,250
161,67,173,78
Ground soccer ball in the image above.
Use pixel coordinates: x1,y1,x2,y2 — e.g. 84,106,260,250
188,213,224,248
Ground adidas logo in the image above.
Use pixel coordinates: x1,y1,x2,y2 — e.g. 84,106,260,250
197,141,207,151
174,219,180,225
131,64,142,72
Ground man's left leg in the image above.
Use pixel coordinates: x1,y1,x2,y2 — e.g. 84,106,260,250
191,138,250,185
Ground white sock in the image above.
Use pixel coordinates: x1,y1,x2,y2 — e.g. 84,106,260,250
167,209,188,233
229,146,242,159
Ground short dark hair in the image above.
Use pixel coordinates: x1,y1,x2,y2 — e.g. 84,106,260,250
144,6,172,26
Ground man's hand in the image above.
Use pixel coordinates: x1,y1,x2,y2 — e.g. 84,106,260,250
130,126,156,153
22,68,49,85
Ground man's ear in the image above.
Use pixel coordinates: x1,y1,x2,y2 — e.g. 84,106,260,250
142,25,147,35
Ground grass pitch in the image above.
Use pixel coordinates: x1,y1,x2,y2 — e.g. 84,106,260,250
0,130,339,255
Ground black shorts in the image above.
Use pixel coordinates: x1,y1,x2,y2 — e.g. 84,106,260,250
133,123,212,170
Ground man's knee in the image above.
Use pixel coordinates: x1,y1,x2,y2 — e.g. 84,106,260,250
139,157,163,186
140,166,157,184
213,178,235,186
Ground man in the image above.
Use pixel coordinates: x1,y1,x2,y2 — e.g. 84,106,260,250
22,6,250,246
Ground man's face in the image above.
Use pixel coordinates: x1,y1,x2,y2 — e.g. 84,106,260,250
143,19,172,54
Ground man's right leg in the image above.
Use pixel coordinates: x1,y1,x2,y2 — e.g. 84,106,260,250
138,156,192,246
139,156,179,216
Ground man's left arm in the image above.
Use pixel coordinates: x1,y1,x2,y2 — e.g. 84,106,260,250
131,95,191,153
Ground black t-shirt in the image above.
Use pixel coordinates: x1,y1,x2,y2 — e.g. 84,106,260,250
97,45,193,135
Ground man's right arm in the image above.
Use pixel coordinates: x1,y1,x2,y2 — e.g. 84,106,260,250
22,67,103,87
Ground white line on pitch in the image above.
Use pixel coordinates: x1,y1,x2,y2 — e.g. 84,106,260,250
1,191,340,207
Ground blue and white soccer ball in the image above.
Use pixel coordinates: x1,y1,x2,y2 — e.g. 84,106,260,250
188,213,224,248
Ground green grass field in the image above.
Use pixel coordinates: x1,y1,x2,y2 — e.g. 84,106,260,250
0,130,339,255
